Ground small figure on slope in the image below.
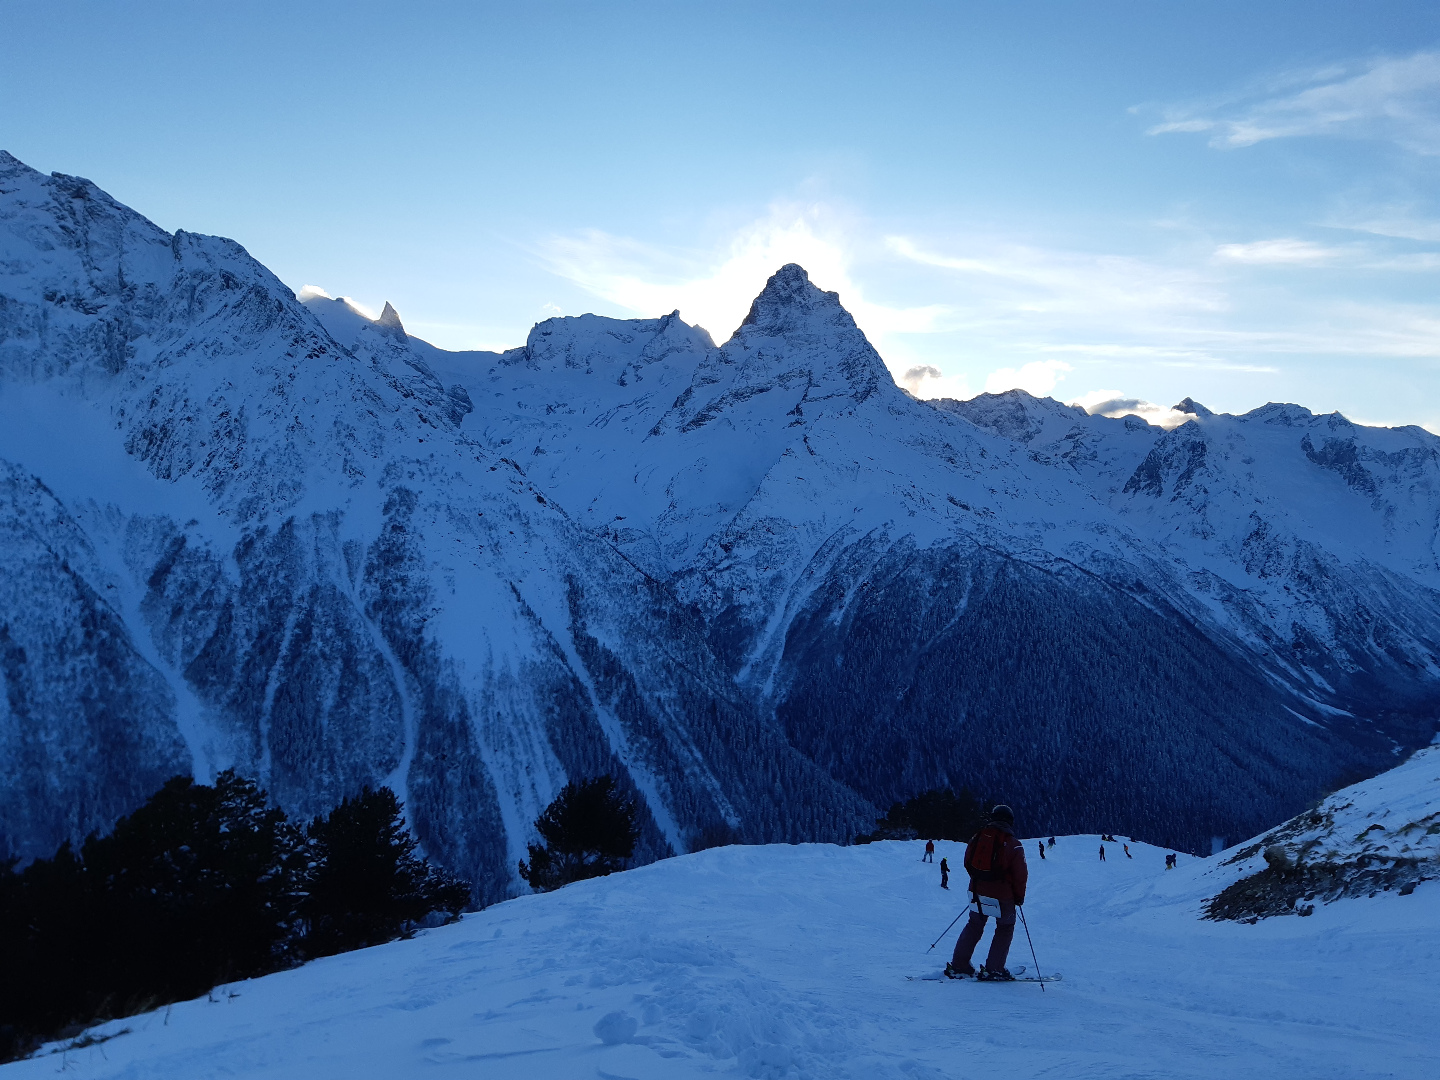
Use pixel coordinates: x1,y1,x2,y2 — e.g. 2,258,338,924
1047,836,1055,848
939,856,950,890
1165,853,1177,870
924,839,935,863
1037,840,1046,860
1123,843,1132,859
1099,843,1106,862
945,804,1028,981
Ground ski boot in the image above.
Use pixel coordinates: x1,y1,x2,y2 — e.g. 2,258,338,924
944,962,975,979
976,966,1016,982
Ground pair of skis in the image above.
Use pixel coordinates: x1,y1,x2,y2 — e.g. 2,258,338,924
907,965,1063,984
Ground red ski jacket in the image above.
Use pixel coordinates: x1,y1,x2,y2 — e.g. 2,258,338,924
963,825,1028,905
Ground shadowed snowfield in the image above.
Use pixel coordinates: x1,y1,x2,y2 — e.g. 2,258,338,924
8,823,1437,1079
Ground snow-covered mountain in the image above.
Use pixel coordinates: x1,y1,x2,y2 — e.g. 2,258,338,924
9,746,1438,1078
2,150,1438,900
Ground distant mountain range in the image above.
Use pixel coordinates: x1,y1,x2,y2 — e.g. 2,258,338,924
2,150,1436,901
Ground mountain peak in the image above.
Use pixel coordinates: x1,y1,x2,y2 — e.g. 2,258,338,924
377,301,406,339
1174,397,1213,417
735,263,847,338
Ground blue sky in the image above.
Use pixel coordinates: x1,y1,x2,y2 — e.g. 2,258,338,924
5,2,1440,428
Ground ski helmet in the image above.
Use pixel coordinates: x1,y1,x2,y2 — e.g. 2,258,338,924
990,804,1014,824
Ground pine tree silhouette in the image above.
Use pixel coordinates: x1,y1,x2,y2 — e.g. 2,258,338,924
0,771,302,1062
300,786,469,957
518,775,638,892
856,786,989,843
0,775,471,1062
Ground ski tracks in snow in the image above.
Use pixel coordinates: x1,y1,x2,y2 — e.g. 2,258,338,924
10,839,1438,1080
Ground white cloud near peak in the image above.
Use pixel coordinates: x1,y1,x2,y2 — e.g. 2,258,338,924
900,364,973,401
1070,389,1192,428
541,207,948,350
985,359,1072,397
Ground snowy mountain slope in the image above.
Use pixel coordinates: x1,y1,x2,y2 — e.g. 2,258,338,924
0,153,870,901
385,266,1437,848
9,757,1438,1080
2,148,1439,892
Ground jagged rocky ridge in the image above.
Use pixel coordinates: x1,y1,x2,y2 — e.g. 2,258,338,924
1,151,1438,902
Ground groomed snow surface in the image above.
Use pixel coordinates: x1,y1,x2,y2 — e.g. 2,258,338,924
10,835,1437,1079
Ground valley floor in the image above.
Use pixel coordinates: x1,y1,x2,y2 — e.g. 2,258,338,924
8,838,1436,1080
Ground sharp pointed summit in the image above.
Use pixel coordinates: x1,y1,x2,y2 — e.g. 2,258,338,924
673,264,892,423
1174,397,1213,417
735,263,849,337
377,301,406,339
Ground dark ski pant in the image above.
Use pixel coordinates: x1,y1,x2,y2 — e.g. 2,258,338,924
951,896,1016,972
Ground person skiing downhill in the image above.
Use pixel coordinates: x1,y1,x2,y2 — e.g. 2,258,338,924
1123,843,1132,859
1099,843,1106,862
924,839,935,863
1037,840,1045,860
939,856,950,889
945,805,1028,981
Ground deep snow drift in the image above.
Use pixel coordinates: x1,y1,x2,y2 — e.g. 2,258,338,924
11,751,1438,1079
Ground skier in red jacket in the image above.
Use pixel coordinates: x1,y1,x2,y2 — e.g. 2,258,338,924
946,805,1028,980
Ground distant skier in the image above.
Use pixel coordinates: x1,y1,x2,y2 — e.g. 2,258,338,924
1099,843,1106,862
1165,853,1177,870
945,805,1028,980
1037,840,1045,860
939,856,950,890
1047,836,1055,848
924,839,935,863
1123,843,1132,859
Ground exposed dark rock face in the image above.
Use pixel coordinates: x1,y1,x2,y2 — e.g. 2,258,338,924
1204,746,1440,920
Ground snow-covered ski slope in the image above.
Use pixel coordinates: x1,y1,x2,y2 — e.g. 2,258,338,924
12,751,1438,1080
10,842,1432,1079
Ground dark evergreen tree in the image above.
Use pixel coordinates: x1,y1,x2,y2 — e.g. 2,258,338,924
300,786,470,958
0,775,472,1064
855,786,989,843
518,775,638,892
0,771,302,1062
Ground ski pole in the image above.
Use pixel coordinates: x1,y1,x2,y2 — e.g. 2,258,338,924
926,909,966,953
1017,906,1044,992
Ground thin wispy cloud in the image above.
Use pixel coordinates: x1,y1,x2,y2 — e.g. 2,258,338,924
1147,50,1440,154
1213,239,1341,265
886,236,1223,317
